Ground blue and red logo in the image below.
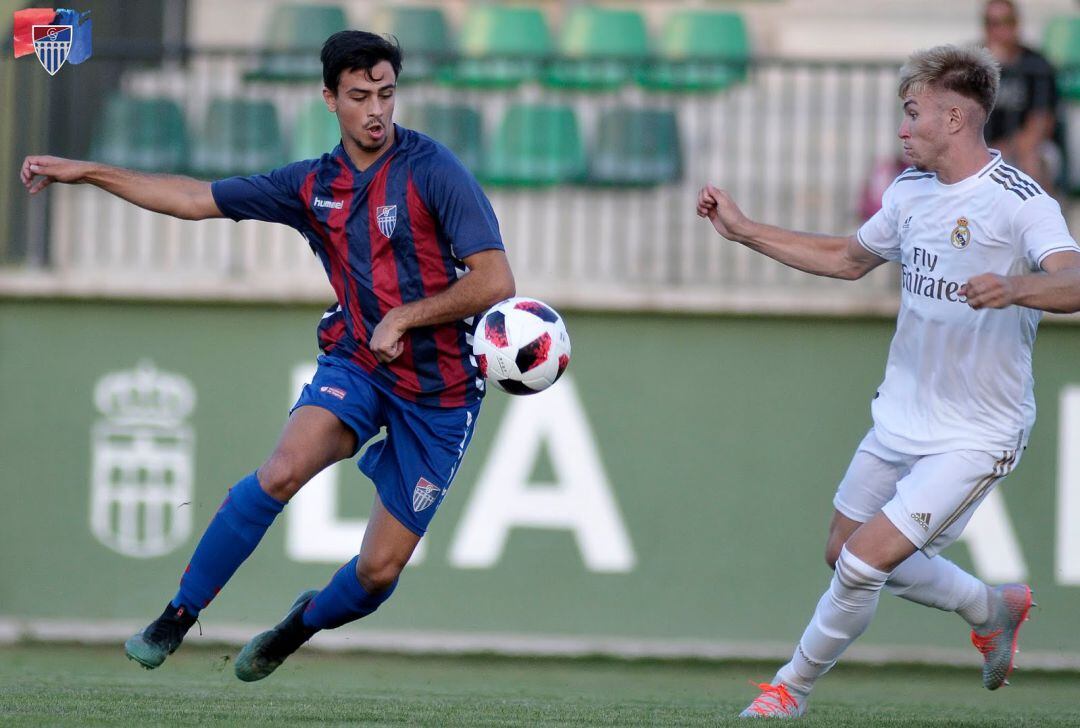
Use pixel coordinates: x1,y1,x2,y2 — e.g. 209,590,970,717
13,8,92,75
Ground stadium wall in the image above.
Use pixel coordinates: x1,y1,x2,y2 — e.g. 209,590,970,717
2,299,1080,668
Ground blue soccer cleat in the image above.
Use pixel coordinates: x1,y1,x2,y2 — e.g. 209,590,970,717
234,590,319,682
125,602,197,669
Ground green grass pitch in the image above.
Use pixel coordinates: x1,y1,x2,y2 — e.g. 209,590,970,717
1,644,1078,726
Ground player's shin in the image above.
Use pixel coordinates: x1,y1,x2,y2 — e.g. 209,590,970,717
775,546,889,695
301,555,398,630
886,551,989,625
172,472,285,615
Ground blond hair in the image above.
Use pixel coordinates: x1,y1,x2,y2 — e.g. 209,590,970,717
898,45,1001,117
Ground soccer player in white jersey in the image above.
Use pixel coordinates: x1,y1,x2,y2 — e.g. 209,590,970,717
697,45,1080,718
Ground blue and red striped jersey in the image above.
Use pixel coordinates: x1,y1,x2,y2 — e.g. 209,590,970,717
211,125,504,407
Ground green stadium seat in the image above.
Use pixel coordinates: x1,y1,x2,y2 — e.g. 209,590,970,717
89,95,188,172
248,4,348,82
442,5,552,88
588,108,681,186
482,104,586,185
373,6,452,82
545,5,648,90
1043,16,1080,100
639,10,749,92
400,103,484,172
190,99,287,177
292,99,340,160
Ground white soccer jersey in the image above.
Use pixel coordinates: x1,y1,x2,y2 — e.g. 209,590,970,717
857,151,1079,454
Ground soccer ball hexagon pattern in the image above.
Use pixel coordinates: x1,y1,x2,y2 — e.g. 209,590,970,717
472,297,571,395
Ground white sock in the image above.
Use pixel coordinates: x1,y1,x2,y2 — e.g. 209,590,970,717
775,545,889,695
886,551,989,626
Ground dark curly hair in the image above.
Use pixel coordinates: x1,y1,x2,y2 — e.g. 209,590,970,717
321,30,403,93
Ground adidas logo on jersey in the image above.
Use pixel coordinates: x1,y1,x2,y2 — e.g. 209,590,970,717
911,512,931,531
313,197,344,209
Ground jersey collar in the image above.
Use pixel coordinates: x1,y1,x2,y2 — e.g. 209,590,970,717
335,125,405,179
933,149,1001,190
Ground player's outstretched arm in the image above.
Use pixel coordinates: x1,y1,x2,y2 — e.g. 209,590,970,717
696,184,885,280
20,155,223,220
369,249,516,363
964,251,1080,314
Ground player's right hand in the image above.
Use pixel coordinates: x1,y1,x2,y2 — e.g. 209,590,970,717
696,185,749,241
20,155,90,194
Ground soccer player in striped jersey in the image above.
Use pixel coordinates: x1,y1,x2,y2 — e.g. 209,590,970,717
697,45,1080,718
21,31,515,680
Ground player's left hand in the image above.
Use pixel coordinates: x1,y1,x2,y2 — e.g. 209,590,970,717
961,273,1016,309
370,310,407,363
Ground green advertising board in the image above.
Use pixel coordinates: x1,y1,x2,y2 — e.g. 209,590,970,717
2,300,1079,666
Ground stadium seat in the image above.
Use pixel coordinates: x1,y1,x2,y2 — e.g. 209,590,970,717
442,5,552,88
89,95,188,172
1042,16,1080,100
639,10,750,92
373,6,452,82
292,99,340,160
482,104,586,185
400,103,484,173
588,108,681,186
248,4,348,82
545,5,648,90
190,99,287,177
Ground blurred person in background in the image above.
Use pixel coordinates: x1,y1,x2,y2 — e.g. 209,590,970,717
982,0,1061,193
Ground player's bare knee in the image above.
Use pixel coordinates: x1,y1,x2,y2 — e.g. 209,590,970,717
355,554,405,593
824,535,847,570
256,453,307,502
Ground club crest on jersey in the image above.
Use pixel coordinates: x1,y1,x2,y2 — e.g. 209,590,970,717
32,25,73,75
950,217,971,249
412,477,441,512
376,205,397,238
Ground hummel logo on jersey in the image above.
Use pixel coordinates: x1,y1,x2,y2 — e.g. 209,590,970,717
313,197,343,209
911,512,931,531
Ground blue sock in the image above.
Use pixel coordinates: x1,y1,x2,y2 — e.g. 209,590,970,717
171,472,284,616
301,556,397,630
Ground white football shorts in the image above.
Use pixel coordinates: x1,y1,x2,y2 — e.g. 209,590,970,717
833,428,1022,557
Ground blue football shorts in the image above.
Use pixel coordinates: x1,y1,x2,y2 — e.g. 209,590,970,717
292,354,481,536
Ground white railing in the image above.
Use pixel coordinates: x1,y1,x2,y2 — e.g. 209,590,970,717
2,54,919,314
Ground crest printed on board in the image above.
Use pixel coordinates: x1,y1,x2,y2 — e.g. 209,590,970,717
90,361,196,558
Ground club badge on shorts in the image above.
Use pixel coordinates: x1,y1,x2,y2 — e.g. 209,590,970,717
412,477,441,512
950,217,971,249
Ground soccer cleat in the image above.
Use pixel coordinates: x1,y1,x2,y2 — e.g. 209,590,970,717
739,681,808,719
234,590,319,682
125,602,198,669
970,583,1033,690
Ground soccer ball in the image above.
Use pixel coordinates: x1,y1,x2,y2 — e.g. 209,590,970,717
472,297,571,395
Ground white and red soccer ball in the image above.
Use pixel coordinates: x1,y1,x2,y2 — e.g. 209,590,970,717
472,297,571,395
